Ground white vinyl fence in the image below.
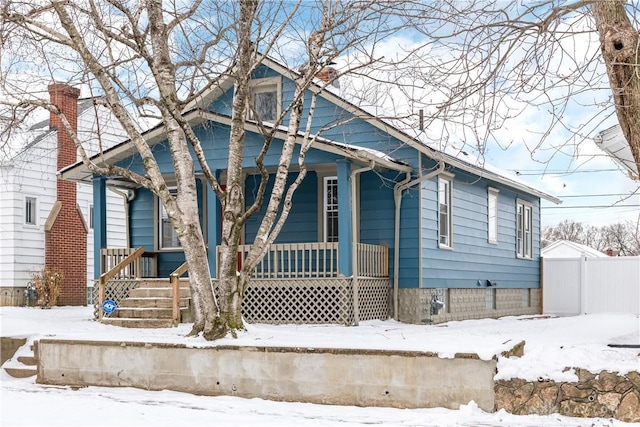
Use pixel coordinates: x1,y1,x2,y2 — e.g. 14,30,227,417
543,256,640,316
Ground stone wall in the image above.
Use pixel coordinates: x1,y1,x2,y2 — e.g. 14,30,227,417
398,288,540,324
495,369,640,423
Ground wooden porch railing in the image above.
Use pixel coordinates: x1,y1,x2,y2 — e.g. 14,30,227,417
97,246,145,320
215,242,389,279
356,243,388,278
100,248,157,278
170,262,189,327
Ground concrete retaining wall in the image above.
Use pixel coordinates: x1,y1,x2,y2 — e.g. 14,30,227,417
36,339,497,411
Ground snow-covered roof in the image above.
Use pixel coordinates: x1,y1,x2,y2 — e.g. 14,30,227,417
541,240,607,258
595,125,638,180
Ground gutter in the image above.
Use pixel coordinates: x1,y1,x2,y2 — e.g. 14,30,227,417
351,161,375,326
392,160,445,321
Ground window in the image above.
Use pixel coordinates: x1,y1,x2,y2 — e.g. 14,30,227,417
249,77,281,122
159,188,180,249
516,200,533,259
88,204,94,230
323,176,338,242
486,288,496,310
24,196,37,225
438,175,453,248
488,188,499,243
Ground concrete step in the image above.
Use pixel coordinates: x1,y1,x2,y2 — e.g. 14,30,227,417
111,307,173,319
136,278,190,289
101,317,174,328
129,287,190,299
4,366,37,378
17,355,37,366
118,297,190,309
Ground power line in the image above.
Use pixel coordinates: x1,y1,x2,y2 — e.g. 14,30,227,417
557,193,637,198
542,204,640,209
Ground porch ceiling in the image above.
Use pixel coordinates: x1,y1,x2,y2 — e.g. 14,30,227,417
59,109,411,186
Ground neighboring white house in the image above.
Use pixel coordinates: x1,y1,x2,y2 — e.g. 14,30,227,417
0,90,128,306
541,240,608,258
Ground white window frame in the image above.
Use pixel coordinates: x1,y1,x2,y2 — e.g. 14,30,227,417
248,77,281,122
323,176,339,243
159,187,181,250
24,196,37,226
488,187,499,244
438,174,453,248
516,199,533,259
88,203,94,230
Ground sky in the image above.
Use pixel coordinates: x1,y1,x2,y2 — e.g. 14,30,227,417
2,2,639,230
1,306,639,427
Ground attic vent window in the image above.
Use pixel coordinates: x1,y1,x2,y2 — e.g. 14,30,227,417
249,77,281,122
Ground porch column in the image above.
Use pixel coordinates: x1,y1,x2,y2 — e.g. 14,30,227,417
337,160,352,276
92,175,107,279
206,170,221,278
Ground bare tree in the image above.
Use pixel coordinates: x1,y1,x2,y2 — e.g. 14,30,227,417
543,217,640,255
0,0,404,339
376,1,640,176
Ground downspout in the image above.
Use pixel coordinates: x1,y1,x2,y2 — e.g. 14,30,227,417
351,161,375,326
392,160,445,320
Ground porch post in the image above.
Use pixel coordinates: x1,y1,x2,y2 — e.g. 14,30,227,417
337,160,352,276
206,170,221,278
92,175,107,279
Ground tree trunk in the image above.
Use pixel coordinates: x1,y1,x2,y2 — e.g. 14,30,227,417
592,0,640,174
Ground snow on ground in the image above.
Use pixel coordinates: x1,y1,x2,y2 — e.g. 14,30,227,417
1,306,639,427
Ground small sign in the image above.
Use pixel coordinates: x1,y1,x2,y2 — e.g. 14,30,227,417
102,299,117,314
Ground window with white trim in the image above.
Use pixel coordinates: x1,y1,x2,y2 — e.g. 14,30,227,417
488,188,499,243
159,188,181,249
516,200,533,259
249,77,281,122
323,176,338,242
438,176,453,248
24,196,37,225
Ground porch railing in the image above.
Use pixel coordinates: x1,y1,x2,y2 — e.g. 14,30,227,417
170,261,189,327
97,246,145,320
356,243,388,278
100,248,157,278
215,242,388,279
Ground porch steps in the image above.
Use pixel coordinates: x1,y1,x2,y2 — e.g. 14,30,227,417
3,342,38,379
101,278,192,329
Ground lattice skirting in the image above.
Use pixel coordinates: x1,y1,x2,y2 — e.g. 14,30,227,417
92,280,140,319
213,277,391,326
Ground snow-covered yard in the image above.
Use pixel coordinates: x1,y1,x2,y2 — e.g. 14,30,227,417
1,306,638,426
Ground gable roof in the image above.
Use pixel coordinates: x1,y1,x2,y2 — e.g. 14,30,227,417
60,56,561,203
1,98,98,166
541,240,607,258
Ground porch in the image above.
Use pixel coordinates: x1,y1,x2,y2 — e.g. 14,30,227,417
96,242,390,327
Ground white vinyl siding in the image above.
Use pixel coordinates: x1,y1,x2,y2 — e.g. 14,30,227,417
438,175,453,248
488,188,499,244
516,199,533,259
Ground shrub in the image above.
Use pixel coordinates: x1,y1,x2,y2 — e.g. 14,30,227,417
31,268,63,308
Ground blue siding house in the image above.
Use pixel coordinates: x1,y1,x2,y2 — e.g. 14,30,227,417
61,57,560,325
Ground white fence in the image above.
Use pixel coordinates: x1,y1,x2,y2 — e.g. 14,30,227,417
543,256,640,316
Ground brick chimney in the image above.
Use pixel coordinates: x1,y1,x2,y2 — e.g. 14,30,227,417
45,83,87,306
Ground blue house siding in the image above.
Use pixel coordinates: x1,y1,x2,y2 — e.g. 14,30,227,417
420,165,541,289
244,171,318,244
129,182,206,277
